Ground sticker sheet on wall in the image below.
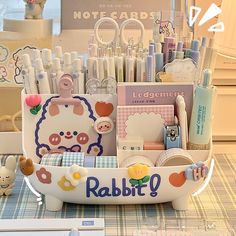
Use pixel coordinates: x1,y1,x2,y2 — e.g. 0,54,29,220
0,32,52,87
23,93,117,162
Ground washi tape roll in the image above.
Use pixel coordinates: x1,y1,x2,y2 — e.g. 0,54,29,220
156,148,194,167
120,156,154,168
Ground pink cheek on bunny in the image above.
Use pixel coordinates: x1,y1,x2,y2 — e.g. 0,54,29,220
77,133,89,145
49,133,61,145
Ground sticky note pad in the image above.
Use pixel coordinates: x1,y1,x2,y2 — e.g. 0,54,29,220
61,152,84,167
95,156,117,168
84,156,96,168
40,154,63,166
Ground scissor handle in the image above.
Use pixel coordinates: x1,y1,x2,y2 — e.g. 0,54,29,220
120,18,144,47
94,17,120,46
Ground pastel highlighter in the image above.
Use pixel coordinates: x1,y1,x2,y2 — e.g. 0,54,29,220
163,37,176,64
190,40,200,65
176,41,184,59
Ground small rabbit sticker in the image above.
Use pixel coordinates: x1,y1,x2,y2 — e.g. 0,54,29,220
0,156,17,196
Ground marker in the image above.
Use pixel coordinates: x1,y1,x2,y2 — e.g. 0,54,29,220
202,38,217,71
115,46,124,82
146,55,154,82
52,58,64,93
107,47,116,79
35,58,51,94
155,43,164,73
63,52,72,74
190,40,200,65
31,49,41,67
97,48,105,81
22,54,38,94
176,41,184,59
199,37,207,77
125,47,135,82
72,59,84,94
71,51,78,63
55,46,63,65
42,48,53,91
149,44,156,77
87,47,98,79
163,37,176,64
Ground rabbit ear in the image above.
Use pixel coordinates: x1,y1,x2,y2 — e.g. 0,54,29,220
5,155,17,171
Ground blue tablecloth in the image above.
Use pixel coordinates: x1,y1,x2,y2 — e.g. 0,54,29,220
0,154,235,235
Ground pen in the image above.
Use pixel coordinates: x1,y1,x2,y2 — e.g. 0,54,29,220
115,46,124,82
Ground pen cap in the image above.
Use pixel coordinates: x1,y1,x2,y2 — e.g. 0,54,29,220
35,58,44,71
42,49,52,64
191,40,200,51
22,54,31,68
64,52,71,65
55,46,63,59
156,43,162,54
177,41,183,52
53,58,61,71
159,33,164,43
202,69,212,87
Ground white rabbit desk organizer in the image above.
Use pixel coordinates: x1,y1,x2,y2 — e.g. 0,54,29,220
24,0,47,19
20,75,213,212
0,156,17,196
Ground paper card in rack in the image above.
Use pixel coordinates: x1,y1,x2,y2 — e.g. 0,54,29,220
117,105,175,142
117,82,194,124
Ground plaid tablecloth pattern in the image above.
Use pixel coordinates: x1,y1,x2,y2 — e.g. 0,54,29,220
61,152,85,167
40,153,63,166
0,154,235,235
95,156,117,168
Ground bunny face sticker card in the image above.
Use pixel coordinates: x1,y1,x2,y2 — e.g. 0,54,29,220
22,93,117,161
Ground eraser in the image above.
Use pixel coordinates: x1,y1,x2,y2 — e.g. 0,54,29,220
143,142,165,150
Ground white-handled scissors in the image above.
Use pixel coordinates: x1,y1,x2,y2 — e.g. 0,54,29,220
94,17,145,48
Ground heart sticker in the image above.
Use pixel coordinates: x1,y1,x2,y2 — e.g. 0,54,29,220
95,102,114,117
169,171,186,187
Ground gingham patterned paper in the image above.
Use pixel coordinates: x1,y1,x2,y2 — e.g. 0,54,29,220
61,152,85,167
0,154,235,236
117,105,175,138
95,156,117,168
40,154,63,166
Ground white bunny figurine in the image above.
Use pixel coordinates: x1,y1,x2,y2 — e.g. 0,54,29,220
0,156,17,196
24,0,47,19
